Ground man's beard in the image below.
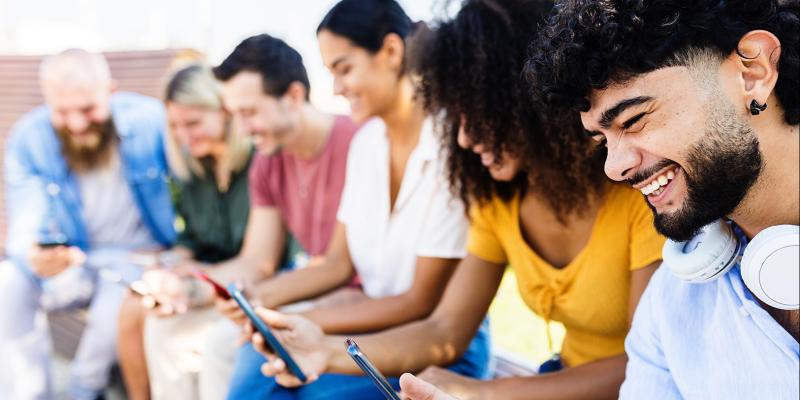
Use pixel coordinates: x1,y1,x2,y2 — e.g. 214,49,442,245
56,119,118,172
647,96,763,242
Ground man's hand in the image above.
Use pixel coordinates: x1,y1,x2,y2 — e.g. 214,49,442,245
140,269,212,316
400,373,461,400
28,245,85,278
251,308,329,387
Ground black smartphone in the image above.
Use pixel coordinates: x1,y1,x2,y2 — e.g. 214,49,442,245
345,338,401,400
227,283,308,382
38,239,69,248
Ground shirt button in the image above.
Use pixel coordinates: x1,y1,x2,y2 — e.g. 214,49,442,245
146,168,158,179
46,183,60,195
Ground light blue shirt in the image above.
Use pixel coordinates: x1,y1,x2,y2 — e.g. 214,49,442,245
620,263,799,399
4,92,176,275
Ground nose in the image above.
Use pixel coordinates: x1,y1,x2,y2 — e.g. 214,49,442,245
333,77,344,97
65,113,90,134
173,125,192,143
240,117,257,135
456,124,472,149
603,136,640,181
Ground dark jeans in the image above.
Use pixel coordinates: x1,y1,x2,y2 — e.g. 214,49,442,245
226,319,492,400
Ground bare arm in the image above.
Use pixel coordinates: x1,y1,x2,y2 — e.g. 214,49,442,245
205,206,287,285
318,254,505,375
302,256,459,334
252,223,355,308
416,261,663,400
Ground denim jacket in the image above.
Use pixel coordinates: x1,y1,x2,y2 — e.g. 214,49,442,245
4,92,176,272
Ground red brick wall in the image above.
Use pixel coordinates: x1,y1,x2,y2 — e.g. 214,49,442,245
0,49,184,256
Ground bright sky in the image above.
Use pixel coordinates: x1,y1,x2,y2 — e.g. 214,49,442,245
0,0,454,112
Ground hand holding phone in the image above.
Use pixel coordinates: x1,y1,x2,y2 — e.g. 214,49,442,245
345,338,401,400
28,241,83,278
191,268,231,300
228,283,308,382
399,373,459,400
98,269,161,308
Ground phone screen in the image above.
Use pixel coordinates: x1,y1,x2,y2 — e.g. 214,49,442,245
345,338,401,400
38,239,69,248
227,283,308,382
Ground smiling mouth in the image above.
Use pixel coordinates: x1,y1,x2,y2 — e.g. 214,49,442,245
637,165,680,197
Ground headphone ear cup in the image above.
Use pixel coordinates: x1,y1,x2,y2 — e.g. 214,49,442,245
741,225,799,310
663,220,740,282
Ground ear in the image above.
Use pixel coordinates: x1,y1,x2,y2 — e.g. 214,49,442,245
108,79,118,94
732,30,781,108
377,32,406,73
282,81,308,109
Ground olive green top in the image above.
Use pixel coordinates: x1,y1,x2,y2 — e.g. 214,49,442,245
172,156,252,263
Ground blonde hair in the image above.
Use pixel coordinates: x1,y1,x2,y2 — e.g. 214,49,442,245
163,63,251,191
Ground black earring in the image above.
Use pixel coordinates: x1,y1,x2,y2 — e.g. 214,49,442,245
750,99,767,115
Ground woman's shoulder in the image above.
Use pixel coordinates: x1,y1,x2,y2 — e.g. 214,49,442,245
347,117,386,157
603,182,650,210
468,194,518,226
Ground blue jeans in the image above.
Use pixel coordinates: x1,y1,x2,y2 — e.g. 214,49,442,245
227,319,492,400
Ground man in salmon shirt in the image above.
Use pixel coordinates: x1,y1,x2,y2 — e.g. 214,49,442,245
141,34,360,400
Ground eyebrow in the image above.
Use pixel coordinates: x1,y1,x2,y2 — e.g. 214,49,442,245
598,96,653,129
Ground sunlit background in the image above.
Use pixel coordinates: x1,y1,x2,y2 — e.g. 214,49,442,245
0,0,456,113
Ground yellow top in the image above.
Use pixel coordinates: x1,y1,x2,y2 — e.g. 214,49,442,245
468,183,665,366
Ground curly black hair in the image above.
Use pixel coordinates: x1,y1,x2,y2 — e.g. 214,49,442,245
526,0,799,125
412,0,608,219
214,34,311,101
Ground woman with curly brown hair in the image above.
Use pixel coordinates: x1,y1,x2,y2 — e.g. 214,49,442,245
251,1,664,399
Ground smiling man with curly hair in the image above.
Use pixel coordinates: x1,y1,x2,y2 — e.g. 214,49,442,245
528,0,799,398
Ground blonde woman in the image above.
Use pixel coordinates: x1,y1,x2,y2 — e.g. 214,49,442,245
117,64,254,400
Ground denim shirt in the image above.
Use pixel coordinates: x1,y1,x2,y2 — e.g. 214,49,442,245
621,258,799,399
4,92,176,272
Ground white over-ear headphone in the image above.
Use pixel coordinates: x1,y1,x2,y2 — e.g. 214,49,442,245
662,220,799,310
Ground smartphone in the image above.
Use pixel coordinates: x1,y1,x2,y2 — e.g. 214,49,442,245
38,238,69,248
345,338,401,400
191,268,231,300
98,269,159,306
227,283,308,382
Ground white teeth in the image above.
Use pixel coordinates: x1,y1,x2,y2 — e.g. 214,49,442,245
640,167,679,196
650,181,660,192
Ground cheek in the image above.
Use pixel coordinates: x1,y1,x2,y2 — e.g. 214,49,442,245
51,113,64,128
200,118,225,140
642,117,696,162
361,73,393,108
340,72,364,97
187,126,209,142
90,106,109,123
